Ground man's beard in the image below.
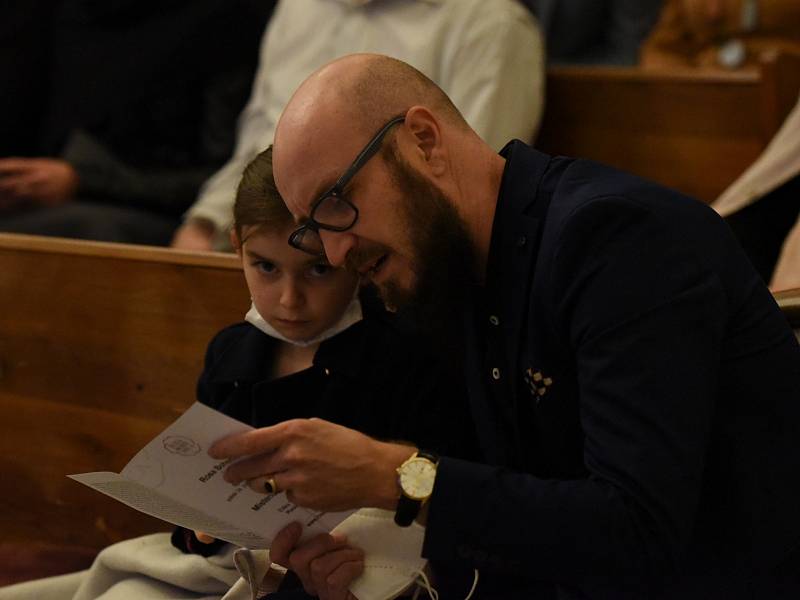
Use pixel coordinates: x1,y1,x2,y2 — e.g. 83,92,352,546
374,145,476,359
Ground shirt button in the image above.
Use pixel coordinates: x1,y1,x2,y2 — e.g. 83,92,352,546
489,315,500,326
324,368,331,376
515,235,527,248
491,367,501,380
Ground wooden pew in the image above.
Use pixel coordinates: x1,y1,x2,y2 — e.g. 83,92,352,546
0,233,249,583
536,52,800,203
1,233,798,585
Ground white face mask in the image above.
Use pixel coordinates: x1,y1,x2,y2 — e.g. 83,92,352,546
332,509,480,600
244,294,363,348
333,508,429,600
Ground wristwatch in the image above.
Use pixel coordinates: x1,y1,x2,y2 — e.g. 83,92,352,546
394,450,438,527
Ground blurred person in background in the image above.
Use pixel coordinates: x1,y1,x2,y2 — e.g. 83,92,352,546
520,0,664,65
0,1,54,158
172,0,545,252
642,0,800,69
0,0,275,245
714,95,800,291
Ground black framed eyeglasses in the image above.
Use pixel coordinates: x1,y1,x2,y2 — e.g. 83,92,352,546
288,115,406,256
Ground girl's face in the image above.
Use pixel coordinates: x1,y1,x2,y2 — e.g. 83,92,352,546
236,225,359,342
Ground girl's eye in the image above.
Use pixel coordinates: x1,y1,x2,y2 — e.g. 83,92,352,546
309,263,332,277
254,261,276,274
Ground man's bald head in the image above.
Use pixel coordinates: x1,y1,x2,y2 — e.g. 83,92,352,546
273,55,476,210
340,53,469,135
280,53,469,142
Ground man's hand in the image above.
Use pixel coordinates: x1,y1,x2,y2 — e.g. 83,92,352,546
170,218,216,251
0,158,78,209
209,418,414,512
272,522,362,600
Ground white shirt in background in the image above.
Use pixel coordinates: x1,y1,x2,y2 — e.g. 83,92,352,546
185,0,544,248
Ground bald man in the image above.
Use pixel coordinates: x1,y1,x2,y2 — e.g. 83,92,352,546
210,55,800,599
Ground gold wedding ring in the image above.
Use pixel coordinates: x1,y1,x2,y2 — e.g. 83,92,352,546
264,477,279,494
247,475,280,495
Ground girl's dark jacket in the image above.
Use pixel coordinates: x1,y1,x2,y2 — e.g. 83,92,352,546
172,302,479,598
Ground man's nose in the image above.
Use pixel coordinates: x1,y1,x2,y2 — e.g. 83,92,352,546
319,230,356,268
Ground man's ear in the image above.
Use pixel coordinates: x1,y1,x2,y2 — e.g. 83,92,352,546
230,229,242,256
403,106,446,176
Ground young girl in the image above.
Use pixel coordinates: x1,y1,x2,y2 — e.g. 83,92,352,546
174,146,478,597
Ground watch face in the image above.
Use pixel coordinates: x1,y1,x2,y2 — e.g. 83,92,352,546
399,457,436,500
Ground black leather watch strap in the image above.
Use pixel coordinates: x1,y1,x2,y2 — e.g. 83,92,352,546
394,493,420,527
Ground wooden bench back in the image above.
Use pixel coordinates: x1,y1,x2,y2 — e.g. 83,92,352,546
0,234,249,550
2,233,798,555
536,52,800,203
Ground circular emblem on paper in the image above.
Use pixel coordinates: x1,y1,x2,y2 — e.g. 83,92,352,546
163,435,201,456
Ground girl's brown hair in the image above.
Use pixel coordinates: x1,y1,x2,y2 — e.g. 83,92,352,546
233,145,294,243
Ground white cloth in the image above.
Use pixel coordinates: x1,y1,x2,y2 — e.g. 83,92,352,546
0,534,241,600
186,0,545,248
0,535,285,600
0,516,430,600
714,94,800,217
332,509,427,600
713,94,800,290
226,548,284,600
772,219,800,291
